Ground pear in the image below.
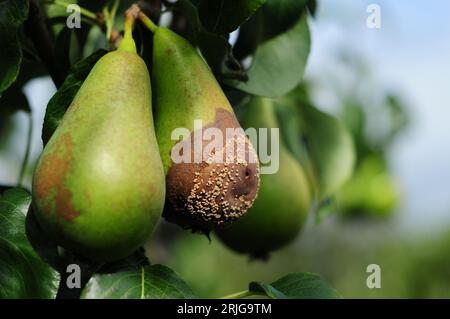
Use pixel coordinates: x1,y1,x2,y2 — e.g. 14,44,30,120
32,32,165,262
217,97,311,258
152,27,260,231
337,153,398,218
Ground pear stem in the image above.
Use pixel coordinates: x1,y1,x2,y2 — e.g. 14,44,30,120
118,11,137,53
138,10,158,33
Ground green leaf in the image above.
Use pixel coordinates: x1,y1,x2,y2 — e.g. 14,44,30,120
274,85,354,218
228,14,310,97
340,102,366,153
233,0,310,61
0,0,29,95
97,247,150,274
54,27,75,77
174,0,247,81
0,185,15,193
0,188,59,298
42,49,107,145
262,0,310,37
298,103,355,200
0,83,30,116
77,0,108,12
249,272,340,299
82,264,197,299
0,35,50,116
385,94,409,144
275,84,355,201
54,248,151,299
25,205,61,271
274,100,308,166
199,0,266,35
306,0,318,17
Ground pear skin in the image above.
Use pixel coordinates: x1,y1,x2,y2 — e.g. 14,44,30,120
217,97,311,258
32,45,165,262
152,28,260,231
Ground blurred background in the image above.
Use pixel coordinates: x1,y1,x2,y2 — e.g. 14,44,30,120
1,0,450,298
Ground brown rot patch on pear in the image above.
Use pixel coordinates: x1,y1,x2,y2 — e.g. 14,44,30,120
34,132,80,222
164,109,260,229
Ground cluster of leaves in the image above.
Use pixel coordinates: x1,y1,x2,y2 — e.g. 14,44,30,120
0,0,31,116
0,188,58,298
0,0,345,299
171,0,315,97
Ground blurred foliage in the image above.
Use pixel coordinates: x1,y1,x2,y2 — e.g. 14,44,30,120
321,53,411,219
279,85,355,202
157,221,450,298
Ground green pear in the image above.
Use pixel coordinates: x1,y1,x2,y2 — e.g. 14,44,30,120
337,154,398,218
152,27,260,231
32,35,165,262
217,97,311,258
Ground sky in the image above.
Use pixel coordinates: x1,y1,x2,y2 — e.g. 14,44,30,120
1,0,449,234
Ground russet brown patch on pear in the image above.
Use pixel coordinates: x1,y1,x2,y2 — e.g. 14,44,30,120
34,132,80,222
164,109,260,229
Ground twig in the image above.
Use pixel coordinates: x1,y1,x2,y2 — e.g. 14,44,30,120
95,12,121,49
51,0,97,20
18,112,33,187
137,9,158,32
104,0,120,43
46,0,122,49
